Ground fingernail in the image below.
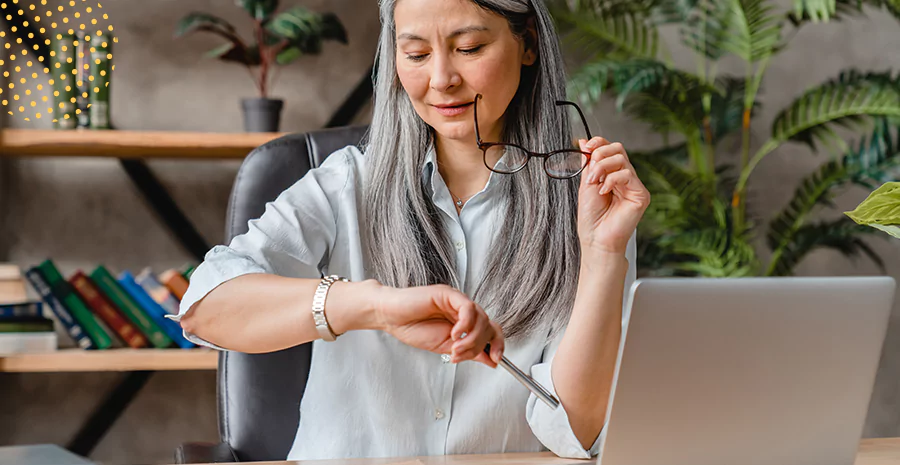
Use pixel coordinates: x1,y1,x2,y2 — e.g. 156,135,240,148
459,332,467,340
597,174,606,184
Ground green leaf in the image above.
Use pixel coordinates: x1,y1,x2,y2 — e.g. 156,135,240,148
870,223,900,239
275,46,302,65
845,181,900,226
267,7,348,54
175,12,237,38
236,0,279,22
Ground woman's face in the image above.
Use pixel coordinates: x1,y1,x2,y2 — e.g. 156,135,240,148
394,0,536,144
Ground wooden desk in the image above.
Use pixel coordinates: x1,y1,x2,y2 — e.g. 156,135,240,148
177,437,900,465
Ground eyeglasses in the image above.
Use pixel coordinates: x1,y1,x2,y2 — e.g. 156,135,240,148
474,93,594,179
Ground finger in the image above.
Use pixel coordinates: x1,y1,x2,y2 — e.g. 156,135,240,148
452,311,490,360
584,136,611,152
588,153,629,185
450,303,476,341
591,142,627,163
599,169,642,196
488,321,504,364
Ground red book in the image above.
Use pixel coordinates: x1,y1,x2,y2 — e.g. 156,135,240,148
69,271,149,349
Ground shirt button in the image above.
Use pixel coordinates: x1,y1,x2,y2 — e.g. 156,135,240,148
441,354,451,364
455,240,465,251
434,408,445,420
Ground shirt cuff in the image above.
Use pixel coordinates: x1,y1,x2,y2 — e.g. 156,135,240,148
526,361,604,459
164,245,268,351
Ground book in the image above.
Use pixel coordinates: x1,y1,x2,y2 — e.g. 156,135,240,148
0,301,43,318
89,265,173,349
0,318,55,332
69,271,149,349
23,268,95,349
181,263,196,281
0,332,58,354
36,260,113,350
0,444,96,464
0,263,28,304
135,268,179,314
159,269,190,301
118,271,195,349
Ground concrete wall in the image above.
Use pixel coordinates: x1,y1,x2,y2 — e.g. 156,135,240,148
1,0,899,464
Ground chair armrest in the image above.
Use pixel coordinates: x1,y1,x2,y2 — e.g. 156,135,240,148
175,442,239,463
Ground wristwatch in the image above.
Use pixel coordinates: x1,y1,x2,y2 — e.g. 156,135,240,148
312,275,350,341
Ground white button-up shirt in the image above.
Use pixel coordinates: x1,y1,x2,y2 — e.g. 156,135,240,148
171,144,636,461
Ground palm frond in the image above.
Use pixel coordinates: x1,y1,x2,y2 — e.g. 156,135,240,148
767,219,885,276
792,0,837,23
789,0,900,22
709,76,752,141
774,70,900,152
643,228,758,277
766,121,900,275
680,0,733,60
551,1,661,59
720,0,784,63
633,154,723,234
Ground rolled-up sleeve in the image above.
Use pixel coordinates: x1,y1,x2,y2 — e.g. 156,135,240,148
525,233,637,459
165,148,355,349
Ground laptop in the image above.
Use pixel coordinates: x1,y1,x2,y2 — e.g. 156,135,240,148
598,277,895,465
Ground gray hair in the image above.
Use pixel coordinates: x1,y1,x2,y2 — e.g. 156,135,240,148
362,0,580,342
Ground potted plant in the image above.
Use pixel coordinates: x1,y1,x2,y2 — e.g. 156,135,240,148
847,182,900,238
175,0,348,132
549,0,900,277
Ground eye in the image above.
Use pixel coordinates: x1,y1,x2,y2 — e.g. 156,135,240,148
459,45,483,54
406,53,428,62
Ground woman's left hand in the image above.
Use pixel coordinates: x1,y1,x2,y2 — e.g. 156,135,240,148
576,137,651,255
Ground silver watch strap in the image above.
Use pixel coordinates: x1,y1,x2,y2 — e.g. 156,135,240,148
312,275,349,341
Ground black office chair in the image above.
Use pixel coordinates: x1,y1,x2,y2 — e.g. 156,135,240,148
175,125,370,464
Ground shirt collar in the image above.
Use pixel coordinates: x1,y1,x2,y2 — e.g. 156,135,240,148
422,143,508,202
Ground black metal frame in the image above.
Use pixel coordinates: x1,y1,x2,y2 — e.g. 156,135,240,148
52,66,375,458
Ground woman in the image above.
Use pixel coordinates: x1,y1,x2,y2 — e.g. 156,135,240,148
173,0,650,460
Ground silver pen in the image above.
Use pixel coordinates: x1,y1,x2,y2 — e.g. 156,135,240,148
485,344,560,409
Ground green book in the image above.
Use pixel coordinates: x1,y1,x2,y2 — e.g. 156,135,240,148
0,319,55,333
37,259,113,349
90,265,173,348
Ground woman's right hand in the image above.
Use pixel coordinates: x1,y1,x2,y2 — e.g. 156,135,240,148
373,284,504,368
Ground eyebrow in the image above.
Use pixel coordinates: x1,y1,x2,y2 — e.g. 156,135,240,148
397,25,490,42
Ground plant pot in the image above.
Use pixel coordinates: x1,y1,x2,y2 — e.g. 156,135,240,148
241,98,284,132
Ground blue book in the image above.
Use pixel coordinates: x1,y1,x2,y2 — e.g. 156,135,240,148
24,268,95,349
0,301,43,318
117,271,195,349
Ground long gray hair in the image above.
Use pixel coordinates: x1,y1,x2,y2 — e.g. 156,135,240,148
362,0,581,342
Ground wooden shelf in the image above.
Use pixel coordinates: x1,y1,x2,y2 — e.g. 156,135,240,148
0,348,219,372
0,128,288,159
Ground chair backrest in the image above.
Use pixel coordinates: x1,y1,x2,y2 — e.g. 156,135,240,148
218,125,369,462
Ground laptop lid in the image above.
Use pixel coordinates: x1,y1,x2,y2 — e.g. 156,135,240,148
598,277,895,465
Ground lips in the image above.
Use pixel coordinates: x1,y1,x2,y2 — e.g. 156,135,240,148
432,101,473,117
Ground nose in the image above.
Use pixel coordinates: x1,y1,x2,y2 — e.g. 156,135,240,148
429,52,462,92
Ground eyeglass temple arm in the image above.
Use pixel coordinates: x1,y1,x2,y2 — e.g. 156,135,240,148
474,94,483,145
555,100,593,142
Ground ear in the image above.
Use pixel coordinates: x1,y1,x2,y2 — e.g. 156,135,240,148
522,16,538,66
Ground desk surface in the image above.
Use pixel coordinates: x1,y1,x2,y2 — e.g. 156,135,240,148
181,438,900,465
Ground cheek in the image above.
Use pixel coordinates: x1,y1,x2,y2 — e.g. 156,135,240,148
464,51,522,97
396,62,428,100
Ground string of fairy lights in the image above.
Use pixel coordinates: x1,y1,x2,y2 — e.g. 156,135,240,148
0,0,117,123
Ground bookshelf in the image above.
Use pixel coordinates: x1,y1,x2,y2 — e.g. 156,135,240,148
0,128,288,159
0,348,218,373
